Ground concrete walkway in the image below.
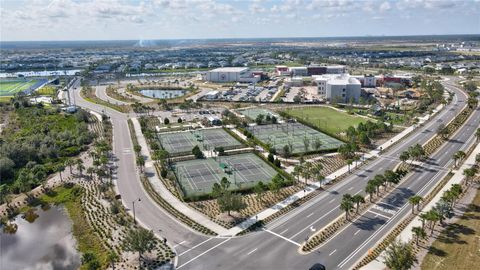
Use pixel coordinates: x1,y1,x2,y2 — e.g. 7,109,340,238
361,138,480,270
130,117,230,235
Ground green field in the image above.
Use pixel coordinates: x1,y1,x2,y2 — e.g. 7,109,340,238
0,79,37,96
284,106,368,136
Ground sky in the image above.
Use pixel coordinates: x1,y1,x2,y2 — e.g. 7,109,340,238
1,0,479,41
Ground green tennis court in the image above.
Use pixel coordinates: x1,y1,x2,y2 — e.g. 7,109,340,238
158,128,243,155
238,107,281,121
0,79,38,96
174,153,277,199
248,122,344,155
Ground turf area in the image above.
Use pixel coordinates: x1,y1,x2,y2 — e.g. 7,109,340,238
158,128,243,155
0,79,38,96
248,122,344,155
174,153,277,198
238,108,281,121
420,188,480,270
284,106,368,136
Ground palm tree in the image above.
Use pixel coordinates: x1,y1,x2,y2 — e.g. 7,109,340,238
476,128,480,142
384,170,399,186
463,167,476,186
340,194,354,220
419,212,429,230
365,182,376,202
453,150,466,167
292,165,302,184
352,194,365,214
76,159,85,176
346,159,353,173
65,159,75,174
425,209,441,235
86,167,95,180
373,174,386,192
411,226,427,246
408,195,423,214
57,165,65,182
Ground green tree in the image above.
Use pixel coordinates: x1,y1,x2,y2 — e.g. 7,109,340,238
383,240,416,270
217,191,246,216
123,228,157,268
107,251,119,270
313,138,322,151
340,194,354,220
352,194,365,214
408,195,423,214
192,145,204,159
254,181,266,202
365,181,376,202
412,226,427,246
399,151,410,164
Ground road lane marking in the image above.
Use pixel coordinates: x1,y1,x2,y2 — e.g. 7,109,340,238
173,241,186,248
289,208,337,239
178,238,213,256
354,190,362,195
328,199,335,204
177,238,231,269
307,213,314,218
354,230,360,235
280,229,289,234
348,186,354,191
329,249,337,256
378,202,400,209
247,248,258,255
367,209,392,219
264,229,301,247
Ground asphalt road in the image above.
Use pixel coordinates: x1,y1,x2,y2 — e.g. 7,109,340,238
70,77,478,270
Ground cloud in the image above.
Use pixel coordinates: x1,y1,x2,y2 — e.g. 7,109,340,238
379,1,391,12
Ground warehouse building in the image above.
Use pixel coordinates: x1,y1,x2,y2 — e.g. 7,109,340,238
205,67,260,83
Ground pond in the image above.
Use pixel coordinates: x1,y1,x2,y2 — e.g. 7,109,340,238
139,89,186,99
0,206,81,269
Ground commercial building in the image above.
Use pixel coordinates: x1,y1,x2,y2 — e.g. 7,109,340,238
275,65,290,76
326,65,346,74
289,67,308,76
352,74,378,88
276,64,346,76
205,67,260,83
313,74,361,103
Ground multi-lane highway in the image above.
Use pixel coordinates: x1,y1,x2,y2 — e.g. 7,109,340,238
70,78,478,270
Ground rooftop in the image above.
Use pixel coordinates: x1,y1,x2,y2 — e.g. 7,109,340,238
209,67,249,72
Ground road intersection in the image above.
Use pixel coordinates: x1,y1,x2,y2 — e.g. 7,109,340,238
70,77,478,270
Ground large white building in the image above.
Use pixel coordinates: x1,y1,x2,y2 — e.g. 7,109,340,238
205,67,260,83
313,74,361,103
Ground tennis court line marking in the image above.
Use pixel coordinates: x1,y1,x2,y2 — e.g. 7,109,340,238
177,238,231,269
263,229,301,247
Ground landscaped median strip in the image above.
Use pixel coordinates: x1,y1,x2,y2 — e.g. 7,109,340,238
355,139,480,270
299,98,476,254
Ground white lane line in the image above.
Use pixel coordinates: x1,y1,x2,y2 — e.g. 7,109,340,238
280,229,289,234
329,249,337,256
264,229,301,247
307,212,314,218
354,230,360,235
173,240,186,248
367,210,392,219
289,208,337,239
177,238,231,269
328,199,335,204
378,202,400,209
178,238,213,256
354,190,362,195
247,248,258,255
338,169,445,268
348,186,354,191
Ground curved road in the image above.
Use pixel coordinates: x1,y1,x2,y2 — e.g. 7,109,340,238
69,77,478,270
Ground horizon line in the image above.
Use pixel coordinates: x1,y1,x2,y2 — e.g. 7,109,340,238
1,33,479,43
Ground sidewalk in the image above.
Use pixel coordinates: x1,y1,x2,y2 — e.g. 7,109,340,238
130,117,230,235
361,139,480,270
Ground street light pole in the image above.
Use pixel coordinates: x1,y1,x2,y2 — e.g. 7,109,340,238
132,198,141,224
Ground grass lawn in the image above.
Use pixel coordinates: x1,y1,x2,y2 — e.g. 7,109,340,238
421,187,480,270
0,79,37,96
284,106,368,135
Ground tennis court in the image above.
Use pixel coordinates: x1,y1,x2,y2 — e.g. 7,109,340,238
174,153,277,199
238,107,280,121
247,122,344,155
158,128,243,155
0,79,47,96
